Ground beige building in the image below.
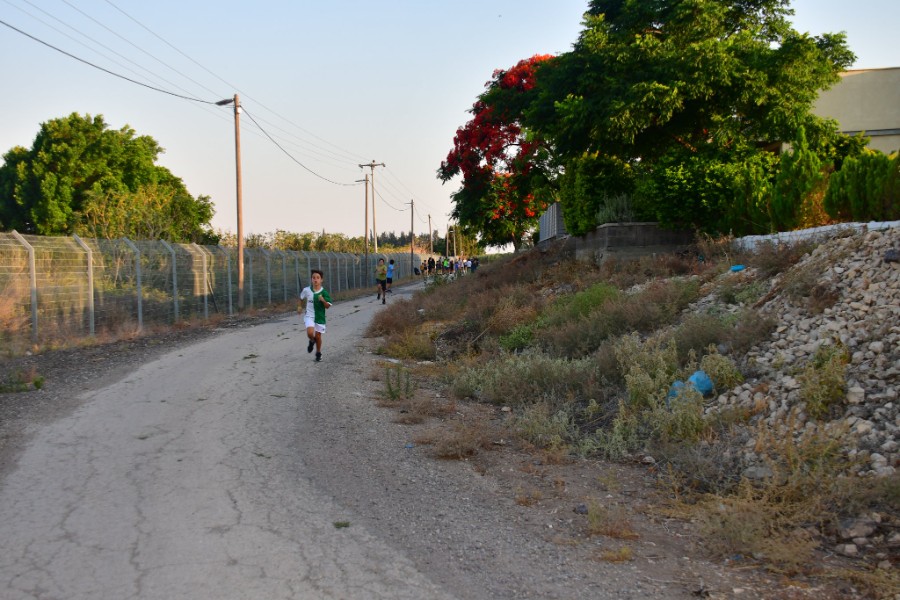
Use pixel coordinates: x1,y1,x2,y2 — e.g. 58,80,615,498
813,67,900,155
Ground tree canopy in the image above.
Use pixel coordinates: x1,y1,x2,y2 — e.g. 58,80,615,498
0,112,216,242
440,0,861,239
438,55,557,251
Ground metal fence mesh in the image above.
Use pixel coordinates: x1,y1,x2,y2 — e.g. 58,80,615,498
0,232,420,352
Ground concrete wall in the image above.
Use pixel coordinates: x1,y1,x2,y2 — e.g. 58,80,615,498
571,222,694,264
813,67,900,155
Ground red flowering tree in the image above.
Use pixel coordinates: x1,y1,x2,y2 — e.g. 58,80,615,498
438,55,556,251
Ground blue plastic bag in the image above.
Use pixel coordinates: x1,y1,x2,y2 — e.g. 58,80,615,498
688,370,714,396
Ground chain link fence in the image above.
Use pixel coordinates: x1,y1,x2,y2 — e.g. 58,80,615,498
0,232,422,351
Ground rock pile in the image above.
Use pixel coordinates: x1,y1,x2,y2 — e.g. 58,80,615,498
689,226,899,563
711,227,899,477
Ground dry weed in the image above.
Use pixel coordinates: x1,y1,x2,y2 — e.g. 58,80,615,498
596,546,634,563
414,420,494,460
585,501,639,539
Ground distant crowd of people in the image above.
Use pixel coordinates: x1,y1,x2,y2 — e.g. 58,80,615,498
420,255,479,277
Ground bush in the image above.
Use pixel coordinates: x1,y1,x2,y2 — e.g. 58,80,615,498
824,150,899,222
799,343,849,420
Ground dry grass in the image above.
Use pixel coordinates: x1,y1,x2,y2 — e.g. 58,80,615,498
413,420,495,460
596,546,634,563
585,500,639,539
514,487,543,506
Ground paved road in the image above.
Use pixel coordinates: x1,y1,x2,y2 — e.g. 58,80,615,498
0,285,456,600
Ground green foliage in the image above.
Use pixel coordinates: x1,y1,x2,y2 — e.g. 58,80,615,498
450,352,605,413
499,323,534,352
0,369,43,393
514,402,576,451
544,282,619,326
824,150,899,222
385,365,416,402
0,113,215,241
544,279,700,358
522,0,854,235
771,128,824,231
799,343,849,420
595,193,636,226
699,349,744,393
558,152,636,235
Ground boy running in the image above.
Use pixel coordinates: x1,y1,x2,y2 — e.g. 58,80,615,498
299,269,333,362
375,258,387,304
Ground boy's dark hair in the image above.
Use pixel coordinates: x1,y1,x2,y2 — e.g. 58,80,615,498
310,269,324,278
389,259,394,264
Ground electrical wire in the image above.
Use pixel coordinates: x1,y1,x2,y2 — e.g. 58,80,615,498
0,17,217,104
4,2,446,232
241,107,361,187
103,0,370,167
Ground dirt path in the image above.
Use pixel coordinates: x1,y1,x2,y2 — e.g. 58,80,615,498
0,285,806,599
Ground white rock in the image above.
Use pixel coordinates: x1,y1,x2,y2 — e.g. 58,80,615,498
847,387,866,405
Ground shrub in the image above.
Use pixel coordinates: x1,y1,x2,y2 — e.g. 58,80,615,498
724,310,777,355
746,239,817,278
670,314,730,365
381,329,436,360
824,150,900,222
514,402,576,451
799,343,849,420
699,349,744,393
499,323,534,352
384,365,416,402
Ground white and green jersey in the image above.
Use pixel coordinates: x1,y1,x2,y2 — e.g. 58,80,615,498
300,286,332,324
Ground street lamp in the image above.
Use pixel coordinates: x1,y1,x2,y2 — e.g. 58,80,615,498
217,94,244,310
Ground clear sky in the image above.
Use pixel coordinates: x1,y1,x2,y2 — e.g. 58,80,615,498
1,1,898,240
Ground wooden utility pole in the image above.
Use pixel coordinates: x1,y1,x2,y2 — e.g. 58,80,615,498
359,160,384,253
409,199,415,274
428,214,433,255
356,175,369,282
217,93,244,309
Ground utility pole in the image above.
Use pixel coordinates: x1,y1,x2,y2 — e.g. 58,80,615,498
216,93,244,309
428,214,433,255
408,199,415,274
356,175,369,285
358,160,384,253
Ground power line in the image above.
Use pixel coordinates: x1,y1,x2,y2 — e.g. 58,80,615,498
241,107,361,187
103,0,369,167
0,17,217,104
9,0,190,97
57,0,221,98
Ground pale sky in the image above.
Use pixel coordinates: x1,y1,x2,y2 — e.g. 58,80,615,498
1,1,897,239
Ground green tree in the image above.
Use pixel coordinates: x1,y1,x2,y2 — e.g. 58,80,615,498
525,0,855,234
770,127,823,231
824,150,900,222
0,112,216,241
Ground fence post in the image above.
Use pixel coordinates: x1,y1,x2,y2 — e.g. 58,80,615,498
160,240,179,322
280,250,288,303
215,246,233,316
72,234,95,336
192,243,209,320
293,251,301,298
122,238,143,330
10,231,38,342
247,249,254,309
261,248,272,305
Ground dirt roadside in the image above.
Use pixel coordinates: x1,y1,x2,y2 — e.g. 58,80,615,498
0,308,862,599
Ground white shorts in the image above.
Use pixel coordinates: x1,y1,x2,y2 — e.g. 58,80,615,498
304,316,326,333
